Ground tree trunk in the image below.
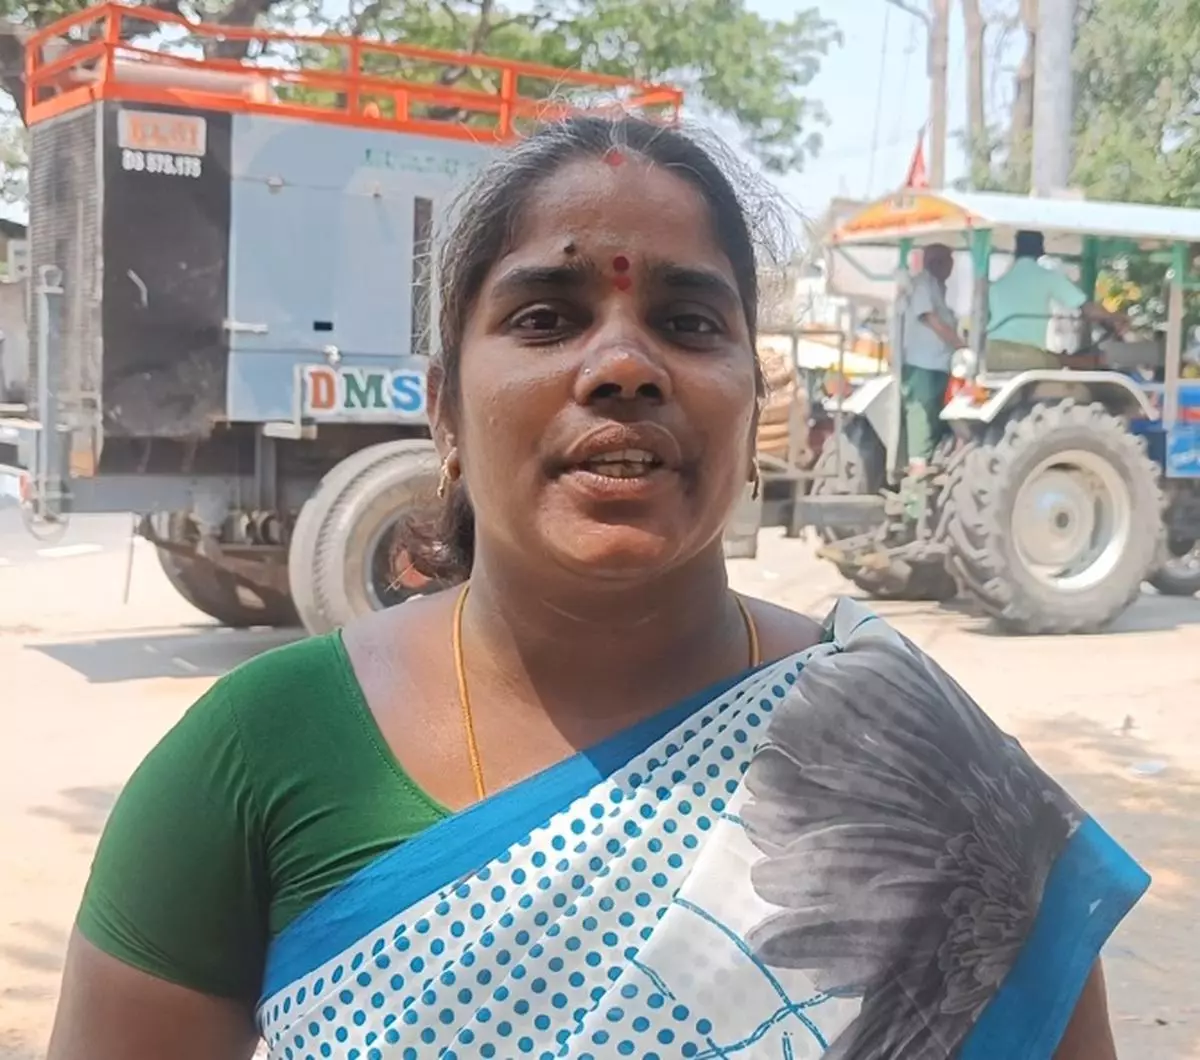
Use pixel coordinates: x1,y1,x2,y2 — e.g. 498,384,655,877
1008,0,1038,185
928,0,950,187
960,0,988,184
208,0,283,60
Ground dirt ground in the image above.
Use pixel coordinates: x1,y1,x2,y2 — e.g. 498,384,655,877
1,529,1198,1058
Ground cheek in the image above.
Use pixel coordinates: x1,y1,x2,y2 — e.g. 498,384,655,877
693,360,759,455
455,347,565,467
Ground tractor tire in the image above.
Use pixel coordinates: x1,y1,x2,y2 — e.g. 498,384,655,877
947,400,1163,634
812,421,957,601
158,547,299,628
1147,539,1200,597
288,439,443,635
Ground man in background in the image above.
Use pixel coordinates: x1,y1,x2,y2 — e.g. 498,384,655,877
988,229,1128,371
899,243,966,473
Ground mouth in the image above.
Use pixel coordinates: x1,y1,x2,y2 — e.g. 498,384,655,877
555,424,684,502
573,448,664,479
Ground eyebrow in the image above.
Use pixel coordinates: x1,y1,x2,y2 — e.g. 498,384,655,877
489,260,597,301
487,257,742,306
646,262,741,306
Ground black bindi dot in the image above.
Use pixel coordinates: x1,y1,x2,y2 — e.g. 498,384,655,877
562,241,577,256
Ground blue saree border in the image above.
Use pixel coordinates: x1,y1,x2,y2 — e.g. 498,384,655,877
960,815,1151,1059
260,664,766,1003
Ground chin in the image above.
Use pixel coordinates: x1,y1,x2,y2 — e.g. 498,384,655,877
542,521,689,580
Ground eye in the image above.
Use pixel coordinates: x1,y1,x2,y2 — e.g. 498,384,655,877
506,304,577,342
657,309,726,346
664,313,720,335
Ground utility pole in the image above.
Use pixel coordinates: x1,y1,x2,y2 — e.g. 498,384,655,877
886,0,951,188
1032,0,1076,194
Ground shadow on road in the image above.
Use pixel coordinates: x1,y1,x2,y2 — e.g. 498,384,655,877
27,626,302,683
1021,713,1200,1058
27,786,119,839
856,588,1200,637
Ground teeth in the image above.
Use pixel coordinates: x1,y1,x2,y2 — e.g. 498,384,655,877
588,463,651,478
578,448,661,479
586,449,657,465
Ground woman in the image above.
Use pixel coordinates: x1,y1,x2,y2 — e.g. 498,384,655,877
49,116,1146,1059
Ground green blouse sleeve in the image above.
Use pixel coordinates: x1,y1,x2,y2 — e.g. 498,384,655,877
76,675,269,1003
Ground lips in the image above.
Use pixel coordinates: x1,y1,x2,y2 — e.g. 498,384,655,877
560,423,682,472
555,423,684,497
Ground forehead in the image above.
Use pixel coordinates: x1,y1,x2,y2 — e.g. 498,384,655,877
502,156,734,274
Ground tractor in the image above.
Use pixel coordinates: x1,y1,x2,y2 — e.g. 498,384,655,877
791,190,1200,633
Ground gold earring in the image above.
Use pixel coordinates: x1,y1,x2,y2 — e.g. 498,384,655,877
750,459,762,500
436,449,460,499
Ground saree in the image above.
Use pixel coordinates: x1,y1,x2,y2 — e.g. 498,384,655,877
257,599,1149,1059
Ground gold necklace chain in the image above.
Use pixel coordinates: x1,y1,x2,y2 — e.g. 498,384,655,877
451,582,762,801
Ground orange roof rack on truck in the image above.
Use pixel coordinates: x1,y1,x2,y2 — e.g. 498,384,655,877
24,3,683,140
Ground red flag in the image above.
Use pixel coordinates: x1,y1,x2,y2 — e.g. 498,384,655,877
904,128,929,189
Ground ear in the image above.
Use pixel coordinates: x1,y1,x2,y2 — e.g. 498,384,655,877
426,362,455,456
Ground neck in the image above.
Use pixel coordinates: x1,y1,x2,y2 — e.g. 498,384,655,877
462,541,747,713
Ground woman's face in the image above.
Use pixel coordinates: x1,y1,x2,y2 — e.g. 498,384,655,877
442,156,758,581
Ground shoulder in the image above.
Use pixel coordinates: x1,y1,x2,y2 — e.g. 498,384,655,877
216,631,348,704
208,632,361,740
908,272,936,305
740,595,825,662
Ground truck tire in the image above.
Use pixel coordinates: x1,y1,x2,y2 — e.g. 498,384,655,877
948,400,1163,634
812,420,956,601
158,548,299,628
289,439,442,634
287,441,428,629
1147,539,1200,596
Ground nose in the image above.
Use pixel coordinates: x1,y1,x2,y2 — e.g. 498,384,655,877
573,335,673,408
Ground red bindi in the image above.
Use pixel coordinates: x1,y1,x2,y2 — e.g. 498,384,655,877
612,255,630,272
603,149,625,167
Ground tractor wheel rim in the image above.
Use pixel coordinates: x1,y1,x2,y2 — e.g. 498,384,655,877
1010,448,1133,592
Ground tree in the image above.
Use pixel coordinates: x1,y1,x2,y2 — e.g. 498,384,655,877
326,0,841,174
1,0,840,175
0,0,293,125
960,0,989,184
1072,0,1200,206
0,100,25,204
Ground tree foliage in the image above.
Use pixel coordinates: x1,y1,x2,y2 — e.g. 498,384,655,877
1072,0,1200,206
962,0,1200,206
306,0,840,173
0,0,840,195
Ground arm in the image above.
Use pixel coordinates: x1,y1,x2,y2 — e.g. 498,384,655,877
918,311,966,350
1055,963,1118,1060
1083,301,1131,336
1046,267,1128,336
48,933,258,1060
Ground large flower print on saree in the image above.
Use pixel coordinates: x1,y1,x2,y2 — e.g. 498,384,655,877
257,599,1149,1059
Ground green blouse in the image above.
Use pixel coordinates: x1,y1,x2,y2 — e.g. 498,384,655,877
77,633,448,1005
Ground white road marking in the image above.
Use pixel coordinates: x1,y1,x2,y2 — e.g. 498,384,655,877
36,543,103,559
171,656,201,673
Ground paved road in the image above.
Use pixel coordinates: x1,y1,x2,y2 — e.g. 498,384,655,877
1,533,1199,1057
0,511,135,570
